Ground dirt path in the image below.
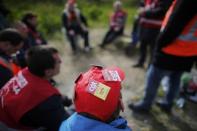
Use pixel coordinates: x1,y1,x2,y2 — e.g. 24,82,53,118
50,28,197,131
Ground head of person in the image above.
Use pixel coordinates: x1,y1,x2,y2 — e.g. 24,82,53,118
74,65,125,123
21,12,37,28
0,28,24,55
66,0,76,12
113,1,122,11
26,45,61,79
13,21,28,38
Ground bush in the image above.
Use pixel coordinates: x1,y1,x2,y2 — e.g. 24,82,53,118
5,0,137,38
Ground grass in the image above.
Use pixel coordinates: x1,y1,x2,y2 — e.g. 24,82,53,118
5,0,138,38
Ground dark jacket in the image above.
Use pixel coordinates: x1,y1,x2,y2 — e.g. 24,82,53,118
139,0,173,29
27,27,47,46
62,9,88,32
153,0,197,71
0,50,13,88
20,95,69,131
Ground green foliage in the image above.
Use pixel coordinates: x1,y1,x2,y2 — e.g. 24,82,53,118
5,0,137,37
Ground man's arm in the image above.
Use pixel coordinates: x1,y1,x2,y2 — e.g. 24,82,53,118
143,0,173,19
20,95,70,131
156,0,197,49
80,13,88,27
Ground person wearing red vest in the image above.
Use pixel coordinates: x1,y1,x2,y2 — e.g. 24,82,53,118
0,29,24,89
132,0,173,68
100,0,127,48
22,12,47,47
0,46,70,130
13,21,32,68
62,0,91,54
129,0,197,113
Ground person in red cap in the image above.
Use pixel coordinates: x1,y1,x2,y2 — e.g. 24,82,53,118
62,0,91,54
59,65,132,131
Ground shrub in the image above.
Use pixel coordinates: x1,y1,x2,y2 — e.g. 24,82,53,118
5,0,137,38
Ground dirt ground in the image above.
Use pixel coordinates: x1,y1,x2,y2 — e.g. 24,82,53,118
51,28,197,131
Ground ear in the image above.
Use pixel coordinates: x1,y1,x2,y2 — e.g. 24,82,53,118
2,41,11,48
45,69,53,78
0,42,12,53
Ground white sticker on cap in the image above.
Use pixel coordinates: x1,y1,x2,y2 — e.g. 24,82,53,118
87,80,111,101
102,69,121,81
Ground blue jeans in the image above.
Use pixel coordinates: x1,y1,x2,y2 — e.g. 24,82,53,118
140,65,183,109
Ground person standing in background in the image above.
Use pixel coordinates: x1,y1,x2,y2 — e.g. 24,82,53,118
132,0,173,68
129,0,197,113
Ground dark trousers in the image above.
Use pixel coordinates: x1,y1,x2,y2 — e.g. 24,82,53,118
131,16,140,46
101,27,123,47
66,27,89,51
137,27,160,66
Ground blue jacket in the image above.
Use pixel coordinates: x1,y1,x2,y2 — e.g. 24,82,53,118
59,113,132,131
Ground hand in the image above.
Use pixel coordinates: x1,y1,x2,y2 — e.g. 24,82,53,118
114,26,120,32
138,7,145,15
68,30,75,36
138,6,151,16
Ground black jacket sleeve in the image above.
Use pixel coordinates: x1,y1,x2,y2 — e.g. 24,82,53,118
80,13,88,27
0,65,13,89
62,13,69,31
20,95,70,131
156,0,197,50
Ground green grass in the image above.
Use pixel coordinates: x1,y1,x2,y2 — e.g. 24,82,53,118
5,0,137,38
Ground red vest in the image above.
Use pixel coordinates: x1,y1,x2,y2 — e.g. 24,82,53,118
110,10,127,28
161,0,197,57
0,68,60,129
140,0,163,28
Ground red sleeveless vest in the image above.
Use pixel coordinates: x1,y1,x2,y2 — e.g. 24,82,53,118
161,0,197,57
0,68,60,129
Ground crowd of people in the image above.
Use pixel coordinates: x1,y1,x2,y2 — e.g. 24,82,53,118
0,0,196,130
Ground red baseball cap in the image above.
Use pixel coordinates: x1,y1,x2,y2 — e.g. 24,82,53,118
74,65,125,122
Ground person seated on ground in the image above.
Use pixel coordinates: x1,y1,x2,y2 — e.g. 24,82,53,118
59,65,132,131
0,45,72,131
62,0,91,54
100,0,127,49
0,28,24,89
13,21,31,68
22,12,47,46
21,13,59,85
